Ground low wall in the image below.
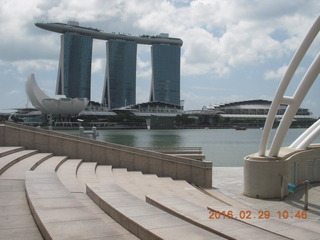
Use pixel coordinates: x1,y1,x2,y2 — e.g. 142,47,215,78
244,145,320,199
0,122,212,188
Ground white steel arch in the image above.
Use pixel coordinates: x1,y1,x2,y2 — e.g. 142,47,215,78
259,15,320,157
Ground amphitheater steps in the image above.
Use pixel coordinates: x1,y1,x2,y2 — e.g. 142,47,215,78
0,149,38,175
0,179,43,240
109,168,226,208
25,171,137,240
77,162,99,191
208,205,320,239
86,183,225,240
56,159,83,193
0,146,25,158
33,156,68,172
0,153,53,180
56,162,140,239
1,145,317,239
96,165,112,181
146,195,291,240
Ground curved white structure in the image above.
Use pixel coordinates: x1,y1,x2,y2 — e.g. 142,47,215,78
25,74,88,116
259,15,320,157
244,15,320,199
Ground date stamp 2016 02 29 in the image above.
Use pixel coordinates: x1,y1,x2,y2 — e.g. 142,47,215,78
208,210,308,220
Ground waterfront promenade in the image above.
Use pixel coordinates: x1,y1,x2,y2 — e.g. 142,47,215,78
0,122,319,239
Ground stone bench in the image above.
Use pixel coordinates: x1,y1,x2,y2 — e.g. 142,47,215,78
86,183,224,240
25,171,133,240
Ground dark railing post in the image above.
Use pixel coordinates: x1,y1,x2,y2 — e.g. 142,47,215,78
303,180,309,210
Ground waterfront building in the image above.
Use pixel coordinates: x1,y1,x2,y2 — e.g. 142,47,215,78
205,99,314,117
56,31,93,99
102,40,137,109
25,74,88,121
201,99,316,128
150,44,181,105
36,22,183,110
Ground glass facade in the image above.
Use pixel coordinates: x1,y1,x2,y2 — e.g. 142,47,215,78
56,32,93,99
102,40,137,109
150,44,181,105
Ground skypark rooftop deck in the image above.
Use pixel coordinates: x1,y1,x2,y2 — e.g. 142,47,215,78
35,22,183,46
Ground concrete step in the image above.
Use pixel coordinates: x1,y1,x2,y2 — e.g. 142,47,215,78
0,179,43,240
34,156,68,172
0,146,24,158
147,195,290,240
96,165,114,183
56,159,83,193
77,162,99,191
0,153,53,179
25,171,136,240
71,192,139,240
208,205,320,240
0,150,38,175
112,168,128,175
99,166,228,209
86,183,224,240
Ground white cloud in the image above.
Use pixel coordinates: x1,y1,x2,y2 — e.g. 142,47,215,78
0,0,320,114
264,65,288,81
91,58,104,73
2,0,318,77
264,65,307,81
6,89,19,96
12,59,58,74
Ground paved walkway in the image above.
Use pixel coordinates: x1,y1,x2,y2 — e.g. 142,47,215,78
212,167,320,234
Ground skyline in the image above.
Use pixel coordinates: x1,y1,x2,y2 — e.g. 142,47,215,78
0,0,320,115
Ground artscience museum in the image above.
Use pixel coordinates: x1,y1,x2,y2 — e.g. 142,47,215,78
25,74,88,119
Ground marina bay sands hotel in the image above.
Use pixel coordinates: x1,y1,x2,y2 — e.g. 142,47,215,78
36,21,183,109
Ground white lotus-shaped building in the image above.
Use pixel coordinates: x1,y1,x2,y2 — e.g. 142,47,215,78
25,74,88,116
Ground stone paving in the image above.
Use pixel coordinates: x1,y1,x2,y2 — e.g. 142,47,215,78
1,147,320,239
212,167,320,239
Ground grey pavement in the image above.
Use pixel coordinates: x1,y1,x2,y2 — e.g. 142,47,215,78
212,167,320,236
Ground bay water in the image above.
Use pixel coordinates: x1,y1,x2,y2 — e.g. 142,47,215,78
60,128,320,167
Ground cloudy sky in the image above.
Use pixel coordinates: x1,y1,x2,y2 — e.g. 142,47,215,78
1,0,319,115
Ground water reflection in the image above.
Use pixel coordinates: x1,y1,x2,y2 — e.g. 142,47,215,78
98,131,137,147
147,131,182,148
57,128,320,167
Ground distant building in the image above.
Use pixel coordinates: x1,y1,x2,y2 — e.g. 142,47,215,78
56,31,93,99
201,99,317,128
205,99,314,118
102,40,137,109
36,22,183,110
150,44,181,105
25,74,88,121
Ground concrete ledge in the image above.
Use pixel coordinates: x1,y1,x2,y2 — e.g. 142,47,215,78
0,150,38,175
56,159,83,193
86,183,220,240
0,146,24,158
1,122,212,188
33,156,68,172
244,145,320,199
25,171,126,239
